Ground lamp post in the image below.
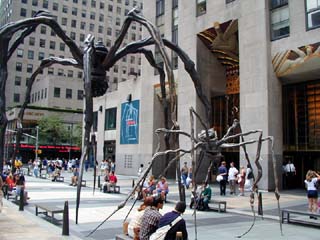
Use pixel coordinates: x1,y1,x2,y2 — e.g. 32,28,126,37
35,126,39,161
69,114,76,161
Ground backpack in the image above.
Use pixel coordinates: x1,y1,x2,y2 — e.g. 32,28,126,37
149,216,182,240
247,171,254,179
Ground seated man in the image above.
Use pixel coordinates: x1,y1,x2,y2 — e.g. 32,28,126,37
52,162,62,182
201,182,212,211
70,167,79,186
106,171,117,192
102,169,110,192
155,176,169,200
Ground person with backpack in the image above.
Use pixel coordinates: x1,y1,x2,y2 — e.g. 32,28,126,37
151,201,188,240
245,164,254,191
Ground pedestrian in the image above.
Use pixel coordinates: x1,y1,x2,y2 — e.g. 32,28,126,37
128,196,154,239
284,160,296,189
245,164,254,192
181,162,188,188
304,170,320,218
218,161,228,196
201,182,212,210
139,196,164,240
238,166,246,196
228,161,238,195
154,201,188,240
138,164,144,177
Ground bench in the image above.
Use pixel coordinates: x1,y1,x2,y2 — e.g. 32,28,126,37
35,203,64,223
81,180,86,187
6,190,18,201
281,209,320,227
56,176,64,182
102,185,120,193
40,173,48,179
209,200,227,213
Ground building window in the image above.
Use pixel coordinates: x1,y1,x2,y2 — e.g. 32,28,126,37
67,70,74,78
60,43,65,51
28,50,34,59
40,39,45,48
62,17,67,26
14,94,20,103
105,108,117,130
71,19,77,28
66,88,72,99
21,0,27,4
43,0,48,8
40,26,46,34
91,0,96,7
16,62,22,72
80,22,86,30
270,0,289,40
98,26,103,33
70,32,76,40
63,5,68,13
54,87,60,98
58,68,64,76
78,71,83,79
53,2,59,11
99,14,104,22
156,0,165,17
49,41,56,50
32,0,38,6
45,88,47,98
41,89,44,99
27,64,33,73
107,27,112,36
72,7,78,16
90,12,96,20
89,24,94,31
20,8,27,17
82,0,87,5
77,90,84,100
26,78,30,86
48,67,54,75
196,0,206,16
29,37,35,46
80,33,85,42
226,0,235,3
100,2,105,9
38,52,44,60
15,76,21,86
108,4,113,12
117,7,121,14
17,49,23,58
114,65,119,73
82,10,86,18
306,0,320,30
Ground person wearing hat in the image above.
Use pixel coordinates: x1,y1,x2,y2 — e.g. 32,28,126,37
157,201,188,240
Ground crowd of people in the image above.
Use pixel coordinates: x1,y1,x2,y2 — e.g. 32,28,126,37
216,161,254,197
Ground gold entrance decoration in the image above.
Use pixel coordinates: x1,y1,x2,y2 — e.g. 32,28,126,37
272,42,320,78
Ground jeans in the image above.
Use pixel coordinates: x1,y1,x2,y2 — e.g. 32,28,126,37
220,180,226,195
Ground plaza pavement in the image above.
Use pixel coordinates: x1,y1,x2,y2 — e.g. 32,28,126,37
1,169,319,239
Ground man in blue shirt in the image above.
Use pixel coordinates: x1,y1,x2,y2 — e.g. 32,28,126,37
218,161,228,195
157,201,188,240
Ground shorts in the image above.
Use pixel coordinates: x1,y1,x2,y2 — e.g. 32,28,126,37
307,190,318,198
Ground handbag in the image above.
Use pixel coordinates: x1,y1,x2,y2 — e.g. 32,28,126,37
149,216,182,240
216,175,223,182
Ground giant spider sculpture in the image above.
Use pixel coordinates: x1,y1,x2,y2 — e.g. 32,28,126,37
88,107,282,238
0,8,281,238
0,8,211,224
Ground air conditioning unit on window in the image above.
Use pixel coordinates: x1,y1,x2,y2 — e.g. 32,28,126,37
311,9,320,27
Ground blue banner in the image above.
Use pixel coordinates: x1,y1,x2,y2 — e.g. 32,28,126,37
120,100,139,144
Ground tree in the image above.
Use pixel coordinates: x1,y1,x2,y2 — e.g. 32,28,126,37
38,116,68,145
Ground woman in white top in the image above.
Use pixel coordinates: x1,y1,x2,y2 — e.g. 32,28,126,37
304,170,320,217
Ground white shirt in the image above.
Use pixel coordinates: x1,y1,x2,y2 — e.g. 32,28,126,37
285,163,295,173
304,178,318,191
228,167,239,180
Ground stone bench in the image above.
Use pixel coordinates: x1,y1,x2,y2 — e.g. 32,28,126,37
56,176,64,182
281,209,320,227
35,203,64,223
209,200,227,213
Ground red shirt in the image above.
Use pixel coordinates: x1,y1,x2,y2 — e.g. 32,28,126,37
109,175,117,184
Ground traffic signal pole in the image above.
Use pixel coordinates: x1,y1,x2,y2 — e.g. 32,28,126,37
35,126,39,160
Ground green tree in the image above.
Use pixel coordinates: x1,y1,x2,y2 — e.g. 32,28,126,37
38,116,68,145
70,123,83,147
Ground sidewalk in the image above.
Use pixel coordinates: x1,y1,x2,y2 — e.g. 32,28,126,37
0,170,315,239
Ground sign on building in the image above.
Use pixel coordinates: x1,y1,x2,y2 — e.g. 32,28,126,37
120,100,139,144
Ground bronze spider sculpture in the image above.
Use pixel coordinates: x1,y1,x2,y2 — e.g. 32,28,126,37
88,107,282,238
0,8,211,224
0,8,281,238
